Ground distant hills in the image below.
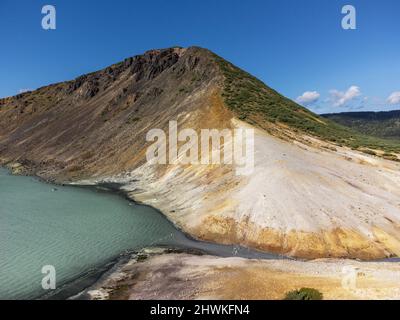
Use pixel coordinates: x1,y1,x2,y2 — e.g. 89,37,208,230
214,56,400,153
322,110,400,140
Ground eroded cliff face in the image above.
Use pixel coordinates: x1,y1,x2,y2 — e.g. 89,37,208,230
94,117,400,260
1,47,400,259
0,47,222,180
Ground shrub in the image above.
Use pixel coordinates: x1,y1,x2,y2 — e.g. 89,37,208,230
362,149,377,156
126,116,140,124
284,287,323,300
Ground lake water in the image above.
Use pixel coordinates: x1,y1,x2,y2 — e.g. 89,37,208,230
0,168,281,299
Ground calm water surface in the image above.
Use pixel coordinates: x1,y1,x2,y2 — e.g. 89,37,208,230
0,168,282,299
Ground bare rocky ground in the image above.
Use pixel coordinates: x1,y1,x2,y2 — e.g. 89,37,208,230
78,122,400,259
79,248,400,300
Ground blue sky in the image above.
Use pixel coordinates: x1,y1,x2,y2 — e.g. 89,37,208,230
0,0,399,114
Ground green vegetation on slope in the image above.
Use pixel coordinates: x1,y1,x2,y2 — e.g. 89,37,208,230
322,110,400,140
213,54,400,154
284,288,323,300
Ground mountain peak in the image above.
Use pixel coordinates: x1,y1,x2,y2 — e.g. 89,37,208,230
1,46,400,259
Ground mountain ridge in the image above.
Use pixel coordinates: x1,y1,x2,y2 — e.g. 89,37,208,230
2,46,400,156
322,109,400,141
2,46,400,259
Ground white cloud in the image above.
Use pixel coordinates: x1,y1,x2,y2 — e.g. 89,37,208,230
296,91,320,105
387,91,400,105
329,85,361,107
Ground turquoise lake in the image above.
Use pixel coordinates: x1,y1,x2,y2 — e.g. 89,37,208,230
0,168,190,299
0,168,281,299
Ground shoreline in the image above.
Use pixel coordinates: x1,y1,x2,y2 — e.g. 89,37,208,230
0,164,291,259
0,166,286,300
3,156,400,261
76,247,400,300
2,165,400,300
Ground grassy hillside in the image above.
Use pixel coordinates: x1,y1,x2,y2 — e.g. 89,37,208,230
213,54,400,155
322,110,400,140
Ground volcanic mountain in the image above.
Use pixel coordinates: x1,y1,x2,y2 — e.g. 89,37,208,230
1,46,400,259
